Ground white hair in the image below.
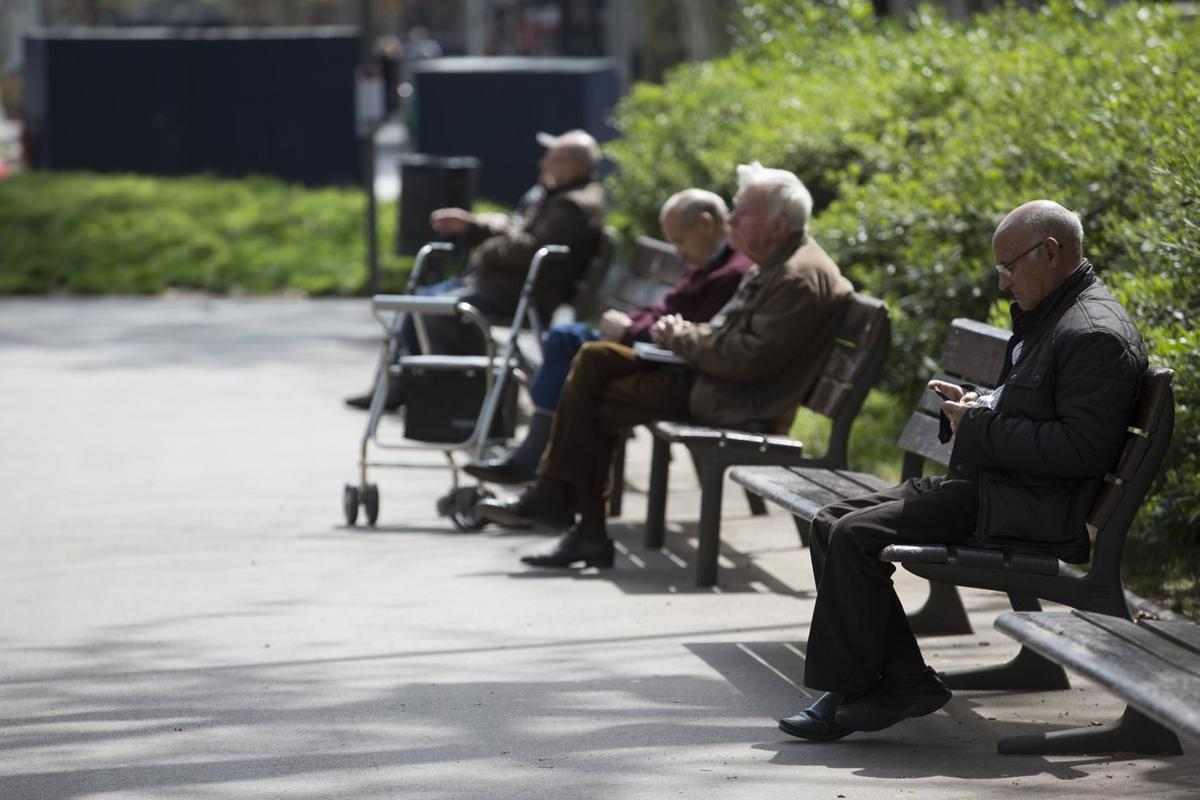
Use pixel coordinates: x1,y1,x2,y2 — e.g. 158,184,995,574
735,161,812,235
660,188,728,229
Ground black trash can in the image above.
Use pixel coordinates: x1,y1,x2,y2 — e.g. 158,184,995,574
397,154,480,256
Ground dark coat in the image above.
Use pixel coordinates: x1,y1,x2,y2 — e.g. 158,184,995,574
951,264,1147,562
669,234,853,430
464,180,606,321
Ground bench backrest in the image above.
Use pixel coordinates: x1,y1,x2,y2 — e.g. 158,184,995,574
589,235,683,316
802,293,891,468
569,226,619,320
897,318,1011,479
1088,367,1175,577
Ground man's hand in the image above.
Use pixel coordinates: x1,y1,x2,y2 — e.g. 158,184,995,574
651,314,692,348
928,381,983,435
926,379,963,402
430,207,475,236
598,309,633,341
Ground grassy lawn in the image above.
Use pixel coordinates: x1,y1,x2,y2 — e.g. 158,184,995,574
0,171,416,295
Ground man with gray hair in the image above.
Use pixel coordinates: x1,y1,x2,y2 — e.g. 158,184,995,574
780,199,1147,742
479,163,853,569
464,187,752,484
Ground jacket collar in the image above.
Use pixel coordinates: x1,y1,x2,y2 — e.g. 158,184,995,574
541,176,593,197
1011,260,1096,338
760,230,807,273
698,242,734,274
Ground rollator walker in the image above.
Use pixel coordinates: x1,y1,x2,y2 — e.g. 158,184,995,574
343,243,568,531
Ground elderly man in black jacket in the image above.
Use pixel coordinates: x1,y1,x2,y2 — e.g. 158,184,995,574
780,199,1148,742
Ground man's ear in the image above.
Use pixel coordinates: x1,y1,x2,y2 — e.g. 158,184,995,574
1044,236,1060,263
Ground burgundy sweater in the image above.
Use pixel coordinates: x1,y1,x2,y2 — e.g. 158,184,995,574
623,244,754,344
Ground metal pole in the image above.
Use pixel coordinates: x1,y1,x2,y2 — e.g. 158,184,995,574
360,0,380,294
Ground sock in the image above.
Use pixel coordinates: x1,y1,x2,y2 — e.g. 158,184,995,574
508,409,553,469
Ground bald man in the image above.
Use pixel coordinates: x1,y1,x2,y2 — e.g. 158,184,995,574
780,200,1148,742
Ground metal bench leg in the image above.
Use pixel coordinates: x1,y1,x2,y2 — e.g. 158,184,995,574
695,455,727,587
745,489,768,516
908,581,974,637
998,706,1183,756
943,593,1070,691
643,435,671,550
608,435,626,518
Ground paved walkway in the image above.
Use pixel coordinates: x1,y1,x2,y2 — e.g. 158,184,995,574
2,297,1197,799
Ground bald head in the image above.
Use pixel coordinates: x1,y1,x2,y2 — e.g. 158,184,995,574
995,200,1083,263
659,188,729,268
992,200,1085,311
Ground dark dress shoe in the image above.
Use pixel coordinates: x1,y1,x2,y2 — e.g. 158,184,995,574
779,692,853,741
345,375,405,411
463,458,537,485
834,667,951,732
520,527,614,568
344,389,404,412
477,481,574,531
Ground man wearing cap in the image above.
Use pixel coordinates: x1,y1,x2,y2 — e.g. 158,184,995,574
346,129,606,409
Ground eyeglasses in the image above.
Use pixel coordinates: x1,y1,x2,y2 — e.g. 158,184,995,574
994,239,1046,278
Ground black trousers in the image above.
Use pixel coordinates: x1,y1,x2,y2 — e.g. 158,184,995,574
803,476,978,694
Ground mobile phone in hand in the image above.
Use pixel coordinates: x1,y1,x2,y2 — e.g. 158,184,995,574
931,385,951,401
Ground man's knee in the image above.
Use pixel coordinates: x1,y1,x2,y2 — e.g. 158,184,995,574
543,325,585,360
810,506,840,548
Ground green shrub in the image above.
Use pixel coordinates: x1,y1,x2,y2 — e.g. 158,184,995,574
0,172,414,295
610,0,1200,612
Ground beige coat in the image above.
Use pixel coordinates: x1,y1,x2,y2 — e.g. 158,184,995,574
669,234,853,430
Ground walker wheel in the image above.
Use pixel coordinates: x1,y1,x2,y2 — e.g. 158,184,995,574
363,484,380,526
343,484,360,527
438,486,493,532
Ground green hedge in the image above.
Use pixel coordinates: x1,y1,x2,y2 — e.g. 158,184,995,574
609,0,1199,611
0,172,414,295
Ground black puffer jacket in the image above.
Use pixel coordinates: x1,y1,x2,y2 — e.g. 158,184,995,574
950,263,1147,562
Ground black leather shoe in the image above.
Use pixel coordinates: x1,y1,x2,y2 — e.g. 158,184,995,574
345,375,405,412
344,390,404,412
477,481,573,531
520,527,614,568
834,667,951,732
779,692,853,741
463,458,537,485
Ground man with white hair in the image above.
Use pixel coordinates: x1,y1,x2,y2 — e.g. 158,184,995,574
463,187,752,484
346,129,605,409
780,199,1148,742
479,163,853,569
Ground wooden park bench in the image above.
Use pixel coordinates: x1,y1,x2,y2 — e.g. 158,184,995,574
994,609,1196,755
635,292,891,587
731,318,1007,635
735,320,1176,693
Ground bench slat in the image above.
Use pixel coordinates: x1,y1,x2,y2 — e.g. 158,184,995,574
730,468,850,521
787,467,889,501
996,611,1200,741
729,466,889,523
942,318,1011,385
1139,619,1200,658
896,412,953,466
1076,612,1200,678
